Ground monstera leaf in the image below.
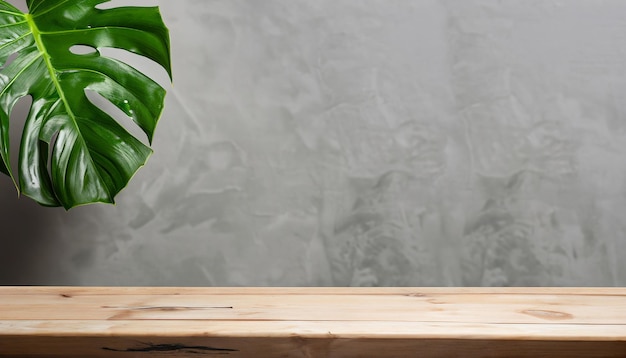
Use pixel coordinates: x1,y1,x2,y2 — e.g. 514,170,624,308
0,0,171,209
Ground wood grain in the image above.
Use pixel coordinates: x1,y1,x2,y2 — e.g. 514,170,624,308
0,287,625,357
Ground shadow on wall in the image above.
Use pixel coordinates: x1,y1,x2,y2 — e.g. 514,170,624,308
0,186,63,284
0,99,64,285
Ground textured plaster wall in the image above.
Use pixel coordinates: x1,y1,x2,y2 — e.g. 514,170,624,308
1,0,626,286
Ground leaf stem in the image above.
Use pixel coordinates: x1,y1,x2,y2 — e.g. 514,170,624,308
25,14,78,128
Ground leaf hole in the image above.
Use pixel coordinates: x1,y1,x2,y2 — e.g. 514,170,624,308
9,95,32,179
100,47,171,89
95,0,152,10
1,53,19,70
47,131,59,177
5,0,27,13
85,90,150,147
70,45,98,56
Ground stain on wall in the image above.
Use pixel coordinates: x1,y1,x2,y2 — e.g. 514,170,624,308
1,0,625,286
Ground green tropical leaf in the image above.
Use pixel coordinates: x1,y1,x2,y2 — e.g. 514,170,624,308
0,0,171,209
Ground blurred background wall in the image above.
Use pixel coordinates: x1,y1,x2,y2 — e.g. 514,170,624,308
2,0,626,286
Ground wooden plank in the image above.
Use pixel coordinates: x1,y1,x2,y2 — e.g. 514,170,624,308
0,287,625,357
2,293,626,324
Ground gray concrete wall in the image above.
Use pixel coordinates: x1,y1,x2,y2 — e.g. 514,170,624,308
2,0,626,286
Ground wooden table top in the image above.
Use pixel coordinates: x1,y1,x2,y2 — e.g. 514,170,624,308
1,287,625,357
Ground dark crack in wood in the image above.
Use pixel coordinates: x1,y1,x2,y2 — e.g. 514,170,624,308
102,343,239,354
101,305,234,310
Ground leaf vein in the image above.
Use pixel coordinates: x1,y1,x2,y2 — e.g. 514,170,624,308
0,9,22,16
39,26,150,36
0,31,32,52
30,0,70,18
0,53,43,99
0,20,27,29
